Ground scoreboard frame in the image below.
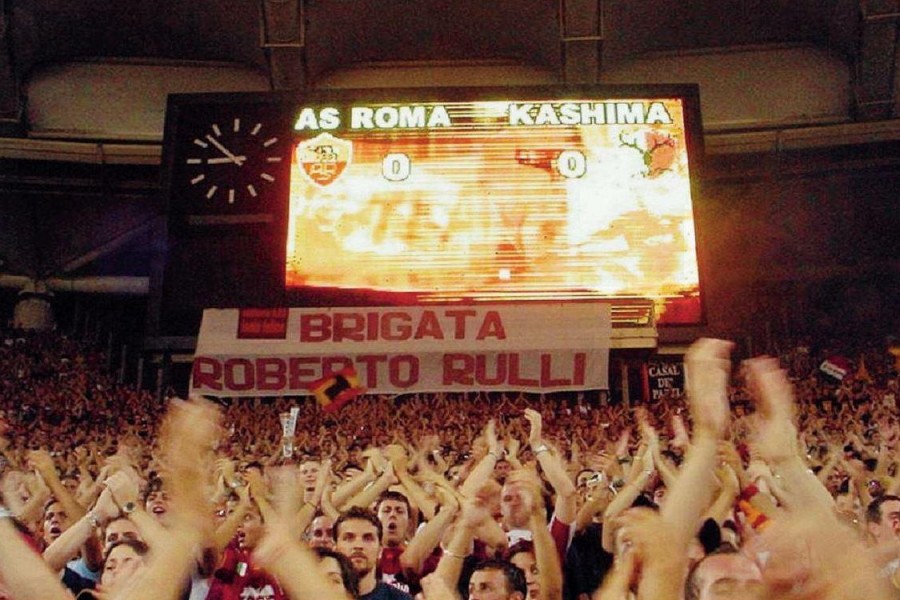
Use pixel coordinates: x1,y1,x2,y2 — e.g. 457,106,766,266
151,84,706,337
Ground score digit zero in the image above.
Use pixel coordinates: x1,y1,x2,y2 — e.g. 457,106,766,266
380,149,587,182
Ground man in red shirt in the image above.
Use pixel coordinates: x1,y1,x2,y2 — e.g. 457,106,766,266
376,491,415,594
207,506,285,600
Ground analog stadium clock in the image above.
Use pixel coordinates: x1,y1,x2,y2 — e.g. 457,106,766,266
182,117,285,205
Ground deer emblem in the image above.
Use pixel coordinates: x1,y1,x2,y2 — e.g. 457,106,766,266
618,131,677,178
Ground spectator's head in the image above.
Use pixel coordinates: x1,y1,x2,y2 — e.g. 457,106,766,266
103,517,141,553
575,469,597,490
467,559,527,600
298,458,321,490
244,460,265,475
652,484,667,507
41,500,69,545
341,463,363,482
315,547,360,599
236,505,264,551
493,458,512,483
376,490,411,547
865,494,900,544
334,507,382,579
500,472,540,530
143,476,169,523
60,474,79,495
867,477,886,499
101,539,149,594
697,518,723,556
719,520,740,549
506,541,539,600
447,463,464,483
308,513,335,550
684,547,763,600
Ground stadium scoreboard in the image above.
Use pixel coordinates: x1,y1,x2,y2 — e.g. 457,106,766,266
156,85,704,337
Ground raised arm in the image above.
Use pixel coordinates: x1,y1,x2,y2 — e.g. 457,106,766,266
319,485,341,521
213,483,252,552
703,465,740,525
419,572,463,600
574,479,613,533
718,441,778,525
525,409,577,525
639,413,678,490
744,357,894,600
343,460,396,510
603,339,734,600
525,482,563,600
295,459,332,536
745,357,835,512
459,419,504,499
253,470,353,600
613,508,683,600
0,512,74,600
815,444,843,485
245,467,277,524
43,485,119,572
28,449,86,521
400,486,460,574
660,338,732,543
253,521,353,600
104,466,168,549
331,458,377,510
434,496,491,591
73,450,106,509
601,446,654,553
1,470,49,528
592,550,636,600
387,444,438,521
110,398,220,600
505,437,524,470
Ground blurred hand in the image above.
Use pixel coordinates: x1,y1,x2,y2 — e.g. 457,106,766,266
434,486,459,515
383,444,409,471
251,514,293,571
614,507,684,569
245,469,268,502
26,449,56,479
524,409,543,448
362,448,388,473
418,573,458,600
93,487,121,522
459,495,492,530
105,471,139,512
670,414,691,449
685,338,733,438
506,438,520,461
745,357,798,462
485,419,503,457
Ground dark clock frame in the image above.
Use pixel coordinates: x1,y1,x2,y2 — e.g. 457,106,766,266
150,92,296,337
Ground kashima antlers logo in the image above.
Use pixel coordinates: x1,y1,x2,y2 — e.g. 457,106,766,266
618,130,677,178
296,132,352,187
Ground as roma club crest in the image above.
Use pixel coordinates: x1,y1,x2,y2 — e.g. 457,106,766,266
296,132,352,187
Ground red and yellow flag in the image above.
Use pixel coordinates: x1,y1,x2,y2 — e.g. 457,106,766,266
308,367,365,413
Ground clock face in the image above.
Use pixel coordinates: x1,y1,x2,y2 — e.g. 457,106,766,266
182,117,285,205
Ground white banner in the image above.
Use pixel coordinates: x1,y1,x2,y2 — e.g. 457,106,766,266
191,303,611,397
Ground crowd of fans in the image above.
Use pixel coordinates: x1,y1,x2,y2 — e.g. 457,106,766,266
1,328,899,600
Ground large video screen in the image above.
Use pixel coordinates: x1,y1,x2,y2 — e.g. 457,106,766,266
286,86,703,324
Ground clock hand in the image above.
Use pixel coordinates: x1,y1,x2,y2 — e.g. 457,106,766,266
207,156,248,165
205,135,245,165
